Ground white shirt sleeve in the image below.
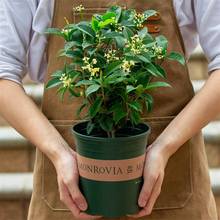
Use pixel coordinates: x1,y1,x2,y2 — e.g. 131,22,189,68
0,0,35,85
194,0,220,73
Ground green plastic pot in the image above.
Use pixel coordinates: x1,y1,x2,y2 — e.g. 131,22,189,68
72,121,151,218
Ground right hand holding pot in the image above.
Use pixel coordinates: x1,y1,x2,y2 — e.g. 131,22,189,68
53,147,102,219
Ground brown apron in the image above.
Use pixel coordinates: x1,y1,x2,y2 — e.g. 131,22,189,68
28,0,218,219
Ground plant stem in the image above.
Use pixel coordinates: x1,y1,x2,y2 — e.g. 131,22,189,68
111,130,116,138
107,131,111,138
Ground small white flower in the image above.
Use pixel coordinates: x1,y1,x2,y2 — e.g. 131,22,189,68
121,60,135,73
73,4,85,12
92,58,97,64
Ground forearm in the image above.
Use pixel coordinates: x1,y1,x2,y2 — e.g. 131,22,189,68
152,69,220,159
0,79,70,164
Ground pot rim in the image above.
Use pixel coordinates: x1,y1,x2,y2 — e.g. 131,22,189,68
72,120,151,142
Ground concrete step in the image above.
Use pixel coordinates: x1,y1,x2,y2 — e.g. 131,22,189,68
0,127,34,172
0,173,32,199
0,84,43,126
24,84,43,104
188,46,208,80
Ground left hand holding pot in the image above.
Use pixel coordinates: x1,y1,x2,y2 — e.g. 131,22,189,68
128,145,169,218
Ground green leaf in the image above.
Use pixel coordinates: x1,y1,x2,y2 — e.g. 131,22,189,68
154,64,167,78
143,10,157,20
103,32,123,39
142,34,154,44
111,103,127,124
99,116,113,132
89,96,103,118
126,85,136,93
105,61,122,75
167,52,185,65
86,121,95,134
69,87,80,97
108,6,122,22
136,55,150,63
46,78,62,89
76,102,87,118
75,80,94,87
64,41,81,51
82,41,96,50
135,84,144,96
122,27,134,39
102,12,116,20
156,35,168,49
115,36,126,48
57,86,68,101
145,81,171,90
145,63,164,77
138,27,148,39
76,24,95,38
60,49,83,59
128,101,142,112
91,17,99,32
67,70,80,79
51,70,63,78
104,70,124,84
98,18,116,28
130,109,141,125
85,84,101,97
142,93,153,112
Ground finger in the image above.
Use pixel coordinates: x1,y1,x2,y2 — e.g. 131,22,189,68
127,206,148,218
138,172,158,207
144,172,164,215
59,181,101,219
130,173,163,218
65,177,88,211
58,180,80,216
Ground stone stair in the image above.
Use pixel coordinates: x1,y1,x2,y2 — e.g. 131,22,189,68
1,47,220,219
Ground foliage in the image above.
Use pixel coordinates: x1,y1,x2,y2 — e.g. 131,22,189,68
45,6,185,137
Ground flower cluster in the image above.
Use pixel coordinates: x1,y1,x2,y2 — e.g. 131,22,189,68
126,35,147,54
114,23,124,32
152,44,165,59
73,4,85,12
121,60,135,73
104,49,120,63
60,73,72,88
133,12,145,28
82,57,101,77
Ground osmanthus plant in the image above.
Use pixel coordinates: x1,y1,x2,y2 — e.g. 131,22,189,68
45,5,185,137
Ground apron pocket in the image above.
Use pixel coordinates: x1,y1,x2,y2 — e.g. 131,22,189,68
41,117,193,211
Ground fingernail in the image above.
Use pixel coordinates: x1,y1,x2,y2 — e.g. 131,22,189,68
79,203,87,210
139,199,146,207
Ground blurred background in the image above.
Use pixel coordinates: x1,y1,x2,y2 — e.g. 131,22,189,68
0,46,219,220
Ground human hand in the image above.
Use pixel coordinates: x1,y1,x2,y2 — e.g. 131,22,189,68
53,147,102,220
129,145,169,218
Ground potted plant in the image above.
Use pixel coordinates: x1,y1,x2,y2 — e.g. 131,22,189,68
45,5,185,218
